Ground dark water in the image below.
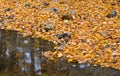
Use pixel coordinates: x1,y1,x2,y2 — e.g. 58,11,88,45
0,29,120,76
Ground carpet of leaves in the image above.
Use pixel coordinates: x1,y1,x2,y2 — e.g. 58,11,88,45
0,0,120,69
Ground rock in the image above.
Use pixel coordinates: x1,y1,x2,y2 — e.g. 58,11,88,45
57,32,71,43
44,24,52,32
79,64,86,69
51,7,58,12
24,3,31,7
62,32,71,38
63,32,71,43
23,40,29,44
43,2,49,6
57,45,64,51
57,32,71,39
106,10,117,18
64,36,69,43
62,14,73,20
57,34,63,39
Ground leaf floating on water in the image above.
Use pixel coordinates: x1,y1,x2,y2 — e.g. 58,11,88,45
68,58,73,62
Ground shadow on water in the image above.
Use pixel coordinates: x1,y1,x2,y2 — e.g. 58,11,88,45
0,29,120,76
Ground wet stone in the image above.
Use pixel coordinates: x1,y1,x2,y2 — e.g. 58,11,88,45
62,32,71,38
51,8,58,12
64,36,69,43
44,24,52,32
57,32,71,43
57,45,64,51
106,10,117,18
62,14,73,20
23,40,29,44
57,34,63,39
24,3,31,7
57,32,71,39
43,2,49,6
79,64,86,69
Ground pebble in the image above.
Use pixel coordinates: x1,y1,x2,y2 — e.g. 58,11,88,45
44,24,52,32
51,7,58,12
57,32,71,39
72,64,76,67
64,36,70,43
57,32,71,43
79,64,86,69
57,33,63,39
43,2,49,6
106,10,117,18
23,40,29,44
57,44,64,51
62,14,73,20
63,32,71,38
24,3,31,7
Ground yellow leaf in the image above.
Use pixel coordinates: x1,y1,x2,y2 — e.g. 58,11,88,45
68,58,73,62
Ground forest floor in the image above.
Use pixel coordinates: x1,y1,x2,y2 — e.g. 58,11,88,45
0,0,120,69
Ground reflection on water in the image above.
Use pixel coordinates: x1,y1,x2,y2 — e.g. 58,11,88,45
0,29,120,76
